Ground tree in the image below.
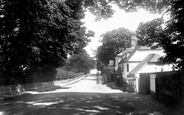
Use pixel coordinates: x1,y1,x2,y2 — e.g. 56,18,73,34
68,49,95,74
136,18,164,48
136,0,184,70
96,27,134,72
83,0,169,21
0,0,89,84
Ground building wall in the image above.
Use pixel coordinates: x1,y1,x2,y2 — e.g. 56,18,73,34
134,63,172,93
122,48,165,79
122,63,127,78
163,64,173,71
135,64,153,78
118,46,170,83
121,62,139,79
135,64,171,78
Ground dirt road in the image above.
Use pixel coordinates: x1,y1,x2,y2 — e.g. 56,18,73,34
0,74,183,115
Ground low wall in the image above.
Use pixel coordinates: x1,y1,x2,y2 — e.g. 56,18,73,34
138,71,184,102
0,75,84,95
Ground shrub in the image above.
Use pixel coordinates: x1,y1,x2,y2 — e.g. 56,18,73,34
156,71,184,103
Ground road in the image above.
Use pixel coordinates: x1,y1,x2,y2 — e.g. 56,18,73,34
0,74,183,115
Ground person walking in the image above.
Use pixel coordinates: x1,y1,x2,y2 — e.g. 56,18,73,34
97,71,100,84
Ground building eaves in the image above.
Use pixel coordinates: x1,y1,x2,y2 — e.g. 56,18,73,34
119,45,141,64
129,54,158,75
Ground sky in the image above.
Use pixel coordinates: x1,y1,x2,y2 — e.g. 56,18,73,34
82,5,161,57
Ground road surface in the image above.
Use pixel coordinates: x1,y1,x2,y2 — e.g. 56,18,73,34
0,74,183,115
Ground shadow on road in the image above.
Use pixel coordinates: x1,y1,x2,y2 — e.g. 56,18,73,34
0,92,135,115
2,91,183,115
105,82,124,91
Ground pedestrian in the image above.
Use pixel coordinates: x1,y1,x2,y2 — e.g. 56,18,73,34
97,71,100,84
102,72,107,84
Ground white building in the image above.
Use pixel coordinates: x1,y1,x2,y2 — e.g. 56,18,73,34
115,36,173,92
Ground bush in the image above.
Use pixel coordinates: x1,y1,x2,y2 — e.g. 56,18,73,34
56,67,83,80
0,66,84,85
156,71,184,103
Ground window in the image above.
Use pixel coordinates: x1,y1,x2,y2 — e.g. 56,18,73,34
121,65,124,72
127,64,129,72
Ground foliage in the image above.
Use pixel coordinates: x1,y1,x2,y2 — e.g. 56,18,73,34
0,64,57,85
96,27,134,72
83,0,115,21
86,30,95,38
83,0,169,21
56,67,84,80
67,49,95,74
136,18,164,48
136,0,184,70
0,0,89,84
0,65,84,85
26,65,57,84
156,71,184,103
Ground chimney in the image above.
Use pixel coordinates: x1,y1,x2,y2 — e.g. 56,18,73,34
130,36,137,48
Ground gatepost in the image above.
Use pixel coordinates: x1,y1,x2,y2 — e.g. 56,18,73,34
150,74,157,98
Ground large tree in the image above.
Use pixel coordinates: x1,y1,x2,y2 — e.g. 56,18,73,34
0,0,89,84
96,27,134,72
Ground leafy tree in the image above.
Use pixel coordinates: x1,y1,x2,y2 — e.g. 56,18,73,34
83,0,169,20
0,0,89,84
136,0,184,70
68,49,95,74
136,18,164,48
96,27,134,72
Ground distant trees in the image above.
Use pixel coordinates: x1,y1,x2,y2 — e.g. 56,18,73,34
0,0,89,84
67,49,95,74
96,27,134,72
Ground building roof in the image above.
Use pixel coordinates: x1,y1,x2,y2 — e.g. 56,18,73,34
149,54,161,62
129,54,161,76
119,45,140,64
117,47,134,57
118,45,162,65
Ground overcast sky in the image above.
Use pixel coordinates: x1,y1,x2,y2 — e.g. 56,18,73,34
82,5,161,57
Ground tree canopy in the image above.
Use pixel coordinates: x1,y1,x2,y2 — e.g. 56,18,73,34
136,0,184,70
96,27,134,72
83,0,170,21
67,49,95,74
0,0,89,84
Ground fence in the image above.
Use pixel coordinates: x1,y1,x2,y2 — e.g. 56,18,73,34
138,73,150,94
156,71,184,102
139,71,184,102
